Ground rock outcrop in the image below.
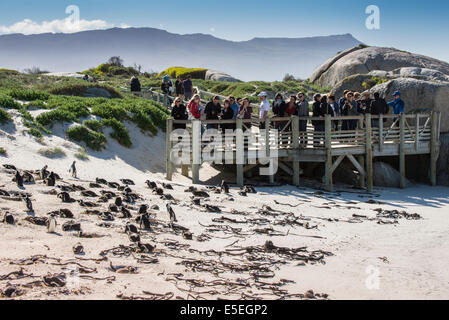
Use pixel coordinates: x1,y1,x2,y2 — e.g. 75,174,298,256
205,70,239,83
310,46,449,88
373,162,410,188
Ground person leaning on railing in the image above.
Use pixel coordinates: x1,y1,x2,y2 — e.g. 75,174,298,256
272,93,287,131
312,93,323,146
258,92,270,129
171,97,188,130
238,97,253,131
387,91,405,122
204,96,222,130
370,92,389,128
221,99,235,131
297,92,309,147
342,92,359,131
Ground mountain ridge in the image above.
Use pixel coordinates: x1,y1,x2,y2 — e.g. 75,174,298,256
0,27,362,81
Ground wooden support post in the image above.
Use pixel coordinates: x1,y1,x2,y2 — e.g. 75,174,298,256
181,165,189,177
357,155,365,189
236,118,244,187
365,113,373,192
415,114,420,151
324,115,333,191
430,111,439,186
191,120,201,184
399,113,406,189
379,114,384,153
165,119,174,181
292,116,300,186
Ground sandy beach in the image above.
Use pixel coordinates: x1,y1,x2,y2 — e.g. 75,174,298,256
1,113,449,300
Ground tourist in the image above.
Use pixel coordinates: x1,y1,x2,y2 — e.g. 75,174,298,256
238,97,253,125
130,76,141,93
204,96,222,130
188,95,202,120
183,75,193,101
297,92,309,146
342,92,359,130
161,75,173,95
171,97,188,130
175,76,184,99
258,92,270,130
328,94,340,130
229,96,240,120
359,91,373,115
221,99,235,131
272,93,286,130
370,92,388,128
312,93,323,146
387,91,405,119
339,90,350,112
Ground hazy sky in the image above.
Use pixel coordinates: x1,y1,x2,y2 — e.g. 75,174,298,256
0,0,448,62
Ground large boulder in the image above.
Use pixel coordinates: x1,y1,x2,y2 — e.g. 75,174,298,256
369,78,449,133
205,70,239,83
370,67,449,82
331,74,374,98
83,88,112,99
373,162,410,188
310,46,449,88
437,133,449,186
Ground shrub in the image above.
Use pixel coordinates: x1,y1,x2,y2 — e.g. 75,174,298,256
36,108,78,126
83,119,103,132
75,147,89,161
24,100,48,109
0,94,21,109
0,69,19,75
27,128,43,139
66,126,107,151
38,147,66,158
0,108,11,124
0,147,6,155
7,89,50,101
91,103,128,121
102,118,132,147
158,67,208,80
48,83,122,99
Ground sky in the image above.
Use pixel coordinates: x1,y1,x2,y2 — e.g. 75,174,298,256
0,0,448,63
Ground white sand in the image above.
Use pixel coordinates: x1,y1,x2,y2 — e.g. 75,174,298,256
1,113,449,300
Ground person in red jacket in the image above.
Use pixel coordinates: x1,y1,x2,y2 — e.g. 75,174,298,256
188,94,202,120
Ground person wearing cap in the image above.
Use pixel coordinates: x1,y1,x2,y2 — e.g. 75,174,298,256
258,92,270,129
387,91,405,118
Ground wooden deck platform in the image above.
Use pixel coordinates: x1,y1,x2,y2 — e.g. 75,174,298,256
165,112,441,192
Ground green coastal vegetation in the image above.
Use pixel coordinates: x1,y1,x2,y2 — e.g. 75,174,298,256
0,57,331,152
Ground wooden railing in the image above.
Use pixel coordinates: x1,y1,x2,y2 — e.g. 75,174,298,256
166,112,441,190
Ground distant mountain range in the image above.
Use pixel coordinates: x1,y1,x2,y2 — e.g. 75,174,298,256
0,27,362,81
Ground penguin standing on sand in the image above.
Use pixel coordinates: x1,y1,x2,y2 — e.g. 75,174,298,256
69,161,77,178
15,171,24,187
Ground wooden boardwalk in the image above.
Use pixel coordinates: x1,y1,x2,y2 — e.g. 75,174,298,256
138,87,441,191
165,112,441,192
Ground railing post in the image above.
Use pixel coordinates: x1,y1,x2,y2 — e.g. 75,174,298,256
165,119,174,181
236,118,244,187
192,120,202,184
379,114,384,152
324,115,333,191
430,111,439,186
292,116,300,186
399,113,406,189
365,113,373,192
265,118,274,184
